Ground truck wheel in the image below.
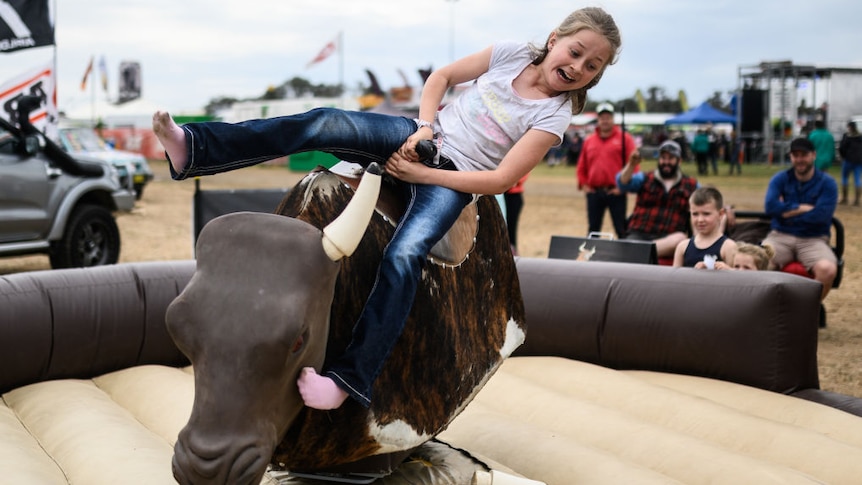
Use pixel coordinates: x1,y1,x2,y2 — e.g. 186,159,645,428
49,205,121,269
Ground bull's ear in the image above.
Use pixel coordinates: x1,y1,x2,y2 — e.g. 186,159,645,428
322,163,382,261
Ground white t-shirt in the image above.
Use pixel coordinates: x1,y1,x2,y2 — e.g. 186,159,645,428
437,41,573,172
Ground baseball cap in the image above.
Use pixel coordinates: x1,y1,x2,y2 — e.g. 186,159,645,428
790,137,815,153
596,102,614,114
658,140,682,158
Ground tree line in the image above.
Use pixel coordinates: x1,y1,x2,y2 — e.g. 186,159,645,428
203,77,734,116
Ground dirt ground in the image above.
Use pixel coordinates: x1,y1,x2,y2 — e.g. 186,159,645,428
2,160,860,398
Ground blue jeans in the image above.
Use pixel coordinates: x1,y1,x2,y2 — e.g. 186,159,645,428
328,182,471,406
172,108,472,407
170,107,418,179
841,160,862,188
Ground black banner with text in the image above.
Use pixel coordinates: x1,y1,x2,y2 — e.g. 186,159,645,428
0,0,54,53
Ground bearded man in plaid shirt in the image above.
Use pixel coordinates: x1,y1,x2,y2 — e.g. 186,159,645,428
616,140,699,259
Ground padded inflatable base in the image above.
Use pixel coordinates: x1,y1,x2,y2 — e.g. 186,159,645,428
440,357,862,485
1,365,540,485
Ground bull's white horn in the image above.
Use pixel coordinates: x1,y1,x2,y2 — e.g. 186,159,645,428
322,163,383,261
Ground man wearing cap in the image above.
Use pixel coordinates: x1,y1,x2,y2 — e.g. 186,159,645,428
576,102,638,238
616,140,699,259
763,137,838,301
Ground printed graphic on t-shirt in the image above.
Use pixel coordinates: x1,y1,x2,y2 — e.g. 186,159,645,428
463,81,509,145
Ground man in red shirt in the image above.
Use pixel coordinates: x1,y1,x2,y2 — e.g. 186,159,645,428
576,103,638,238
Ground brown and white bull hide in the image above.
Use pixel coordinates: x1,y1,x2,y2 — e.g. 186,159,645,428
168,166,526,484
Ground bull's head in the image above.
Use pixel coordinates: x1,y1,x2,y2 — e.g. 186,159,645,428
166,165,381,485
576,241,596,261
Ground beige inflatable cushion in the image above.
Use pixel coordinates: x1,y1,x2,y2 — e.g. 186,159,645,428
441,356,862,485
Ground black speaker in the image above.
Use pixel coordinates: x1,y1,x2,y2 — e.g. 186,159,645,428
741,89,767,133
118,61,142,104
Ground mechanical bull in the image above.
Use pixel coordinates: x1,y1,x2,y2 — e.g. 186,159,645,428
166,163,527,484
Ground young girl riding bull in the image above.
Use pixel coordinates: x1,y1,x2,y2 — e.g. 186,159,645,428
153,6,623,410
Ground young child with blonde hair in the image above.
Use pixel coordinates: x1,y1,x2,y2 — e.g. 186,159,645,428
154,7,623,410
732,242,775,271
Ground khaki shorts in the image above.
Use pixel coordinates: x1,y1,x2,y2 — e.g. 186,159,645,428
762,230,837,270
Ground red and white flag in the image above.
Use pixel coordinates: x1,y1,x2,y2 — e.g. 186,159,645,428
306,34,339,69
0,61,57,138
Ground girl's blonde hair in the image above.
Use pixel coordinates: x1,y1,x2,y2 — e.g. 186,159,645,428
735,242,775,270
529,7,622,114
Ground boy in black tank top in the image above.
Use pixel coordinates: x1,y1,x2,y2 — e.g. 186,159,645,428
673,186,738,269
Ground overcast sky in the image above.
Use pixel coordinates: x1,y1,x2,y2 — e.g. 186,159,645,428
4,0,862,115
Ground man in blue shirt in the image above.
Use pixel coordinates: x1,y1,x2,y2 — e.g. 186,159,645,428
764,137,838,301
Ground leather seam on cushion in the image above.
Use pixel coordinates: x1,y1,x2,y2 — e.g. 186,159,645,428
3,391,71,482
45,280,56,384
596,280,614,362
132,267,148,364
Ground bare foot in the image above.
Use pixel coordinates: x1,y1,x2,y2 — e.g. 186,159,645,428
152,111,188,172
297,367,349,410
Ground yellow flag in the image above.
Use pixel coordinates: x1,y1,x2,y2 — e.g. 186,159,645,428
678,90,689,112
635,89,646,113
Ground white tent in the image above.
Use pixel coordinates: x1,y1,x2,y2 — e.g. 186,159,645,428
61,98,164,128
571,112,674,127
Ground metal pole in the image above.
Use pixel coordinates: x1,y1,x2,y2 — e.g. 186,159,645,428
730,66,745,164
90,58,96,126
52,0,58,134
338,30,344,108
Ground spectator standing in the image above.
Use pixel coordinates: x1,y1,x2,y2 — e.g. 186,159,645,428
707,125,719,175
691,129,710,175
838,121,862,206
727,130,742,175
567,131,583,166
576,102,637,238
504,174,529,255
808,120,836,171
672,130,690,162
763,137,838,301
546,134,568,167
617,140,698,259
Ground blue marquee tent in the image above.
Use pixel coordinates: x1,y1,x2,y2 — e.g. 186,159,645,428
664,102,736,125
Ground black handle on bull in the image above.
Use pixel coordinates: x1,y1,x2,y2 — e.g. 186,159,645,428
415,139,437,165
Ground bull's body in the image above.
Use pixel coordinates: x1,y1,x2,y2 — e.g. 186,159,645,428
168,166,526,484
